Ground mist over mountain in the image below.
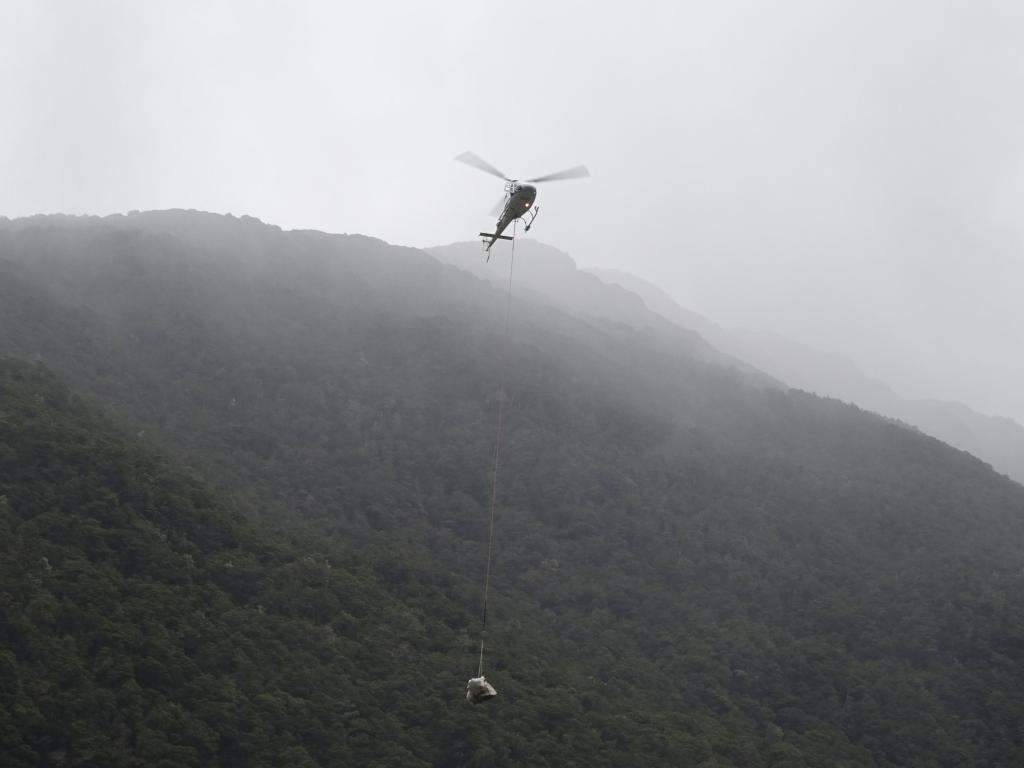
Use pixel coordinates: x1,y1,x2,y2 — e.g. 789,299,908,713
424,239,739,371
586,266,1024,486
4,211,1024,766
429,238,1024,486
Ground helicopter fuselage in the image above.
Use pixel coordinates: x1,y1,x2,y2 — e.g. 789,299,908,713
502,183,537,224
456,150,588,256
485,183,537,250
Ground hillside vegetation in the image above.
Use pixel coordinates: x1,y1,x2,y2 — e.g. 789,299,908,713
2,211,1024,766
1,359,678,767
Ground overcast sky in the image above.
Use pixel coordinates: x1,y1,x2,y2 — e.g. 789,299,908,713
2,1,1023,422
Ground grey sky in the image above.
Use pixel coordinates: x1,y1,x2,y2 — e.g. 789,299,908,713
2,1,1023,422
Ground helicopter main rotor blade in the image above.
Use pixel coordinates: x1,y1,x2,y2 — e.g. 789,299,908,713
489,194,508,218
455,151,510,181
526,165,591,183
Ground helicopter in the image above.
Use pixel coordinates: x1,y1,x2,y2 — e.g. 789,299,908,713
455,151,589,259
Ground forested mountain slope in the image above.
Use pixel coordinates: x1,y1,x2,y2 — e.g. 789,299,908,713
0,360,446,766
0,359,688,767
3,211,1024,766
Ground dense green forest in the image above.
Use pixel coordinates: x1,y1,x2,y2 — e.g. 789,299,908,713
2,211,1024,766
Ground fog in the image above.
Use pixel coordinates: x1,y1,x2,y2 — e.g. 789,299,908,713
2,0,1022,422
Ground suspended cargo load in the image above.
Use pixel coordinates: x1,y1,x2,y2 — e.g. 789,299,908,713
466,676,498,704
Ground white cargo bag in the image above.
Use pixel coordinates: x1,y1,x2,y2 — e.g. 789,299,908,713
466,676,498,704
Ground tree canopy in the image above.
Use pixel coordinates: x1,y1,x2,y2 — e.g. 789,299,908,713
2,212,1024,766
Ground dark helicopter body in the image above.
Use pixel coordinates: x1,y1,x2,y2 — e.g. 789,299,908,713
486,183,537,250
455,151,588,259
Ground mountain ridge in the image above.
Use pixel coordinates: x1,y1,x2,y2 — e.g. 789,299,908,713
4,210,1024,765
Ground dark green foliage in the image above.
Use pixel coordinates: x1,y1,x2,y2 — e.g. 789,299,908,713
0,362,380,765
2,212,1024,766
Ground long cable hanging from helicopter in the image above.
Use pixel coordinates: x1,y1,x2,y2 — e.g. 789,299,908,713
474,218,516,702
455,151,590,704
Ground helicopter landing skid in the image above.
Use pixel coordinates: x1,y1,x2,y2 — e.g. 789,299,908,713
523,205,540,232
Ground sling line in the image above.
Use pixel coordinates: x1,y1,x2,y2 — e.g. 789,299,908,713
478,221,516,678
